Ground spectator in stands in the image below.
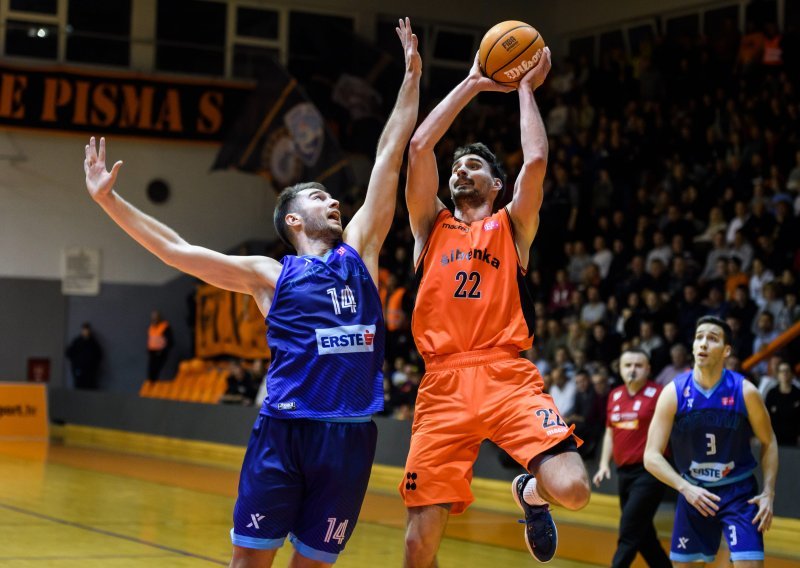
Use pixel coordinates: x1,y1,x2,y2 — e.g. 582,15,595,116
586,322,621,367
699,231,729,283
645,231,671,271
65,322,103,390
704,286,729,320
693,208,727,245
726,201,750,245
548,269,574,319
749,258,775,306
775,290,799,332
676,284,707,345
729,285,758,331
752,312,779,377
724,257,749,300
764,362,800,447
219,360,258,405
147,310,172,382
580,286,607,326
592,235,613,280
638,320,664,360
729,230,754,271
654,344,691,386
549,366,577,417
566,369,602,458
567,240,594,284
757,282,785,324
757,355,787,399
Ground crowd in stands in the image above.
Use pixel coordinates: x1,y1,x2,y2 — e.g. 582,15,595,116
235,17,800,449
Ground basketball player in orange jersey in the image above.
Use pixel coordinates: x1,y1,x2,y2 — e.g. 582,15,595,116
400,46,590,566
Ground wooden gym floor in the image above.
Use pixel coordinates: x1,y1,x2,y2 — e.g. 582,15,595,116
0,427,797,567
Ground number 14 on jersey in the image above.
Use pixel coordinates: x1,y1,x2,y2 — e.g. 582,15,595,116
327,286,357,315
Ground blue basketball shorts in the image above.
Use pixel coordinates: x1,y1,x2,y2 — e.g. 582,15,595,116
230,415,377,563
670,475,764,563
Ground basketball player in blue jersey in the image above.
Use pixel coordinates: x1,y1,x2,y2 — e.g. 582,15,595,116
644,316,778,567
83,19,421,568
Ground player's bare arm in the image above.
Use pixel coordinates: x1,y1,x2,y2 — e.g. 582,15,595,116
592,427,613,487
406,52,512,262
84,136,281,316
742,380,778,532
644,383,721,517
507,47,551,266
345,17,421,283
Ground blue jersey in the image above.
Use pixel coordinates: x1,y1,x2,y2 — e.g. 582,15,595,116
260,242,384,419
671,369,757,487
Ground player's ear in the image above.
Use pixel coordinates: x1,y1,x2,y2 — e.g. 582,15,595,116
723,344,732,359
285,212,302,229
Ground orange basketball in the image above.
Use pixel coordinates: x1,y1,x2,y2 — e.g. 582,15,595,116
479,20,546,86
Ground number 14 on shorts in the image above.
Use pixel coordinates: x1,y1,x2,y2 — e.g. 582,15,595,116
324,517,349,544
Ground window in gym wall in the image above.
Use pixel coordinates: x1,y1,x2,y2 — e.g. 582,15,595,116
232,6,281,79
288,12,353,83
665,13,699,44
10,0,56,14
236,7,279,40
705,4,740,35
67,0,131,67
156,0,226,76
746,0,777,27
599,29,625,58
788,0,800,29
5,19,58,58
704,4,740,66
628,23,655,57
4,0,58,59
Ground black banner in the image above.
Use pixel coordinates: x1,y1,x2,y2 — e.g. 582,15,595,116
212,58,353,193
0,63,252,141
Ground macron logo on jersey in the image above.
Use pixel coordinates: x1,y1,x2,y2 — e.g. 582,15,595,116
316,325,376,355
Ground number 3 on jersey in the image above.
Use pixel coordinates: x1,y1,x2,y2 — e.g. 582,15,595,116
454,271,481,299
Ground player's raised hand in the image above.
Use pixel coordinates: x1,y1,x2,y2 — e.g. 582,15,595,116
396,17,421,76
84,136,123,201
519,47,552,92
468,52,515,93
748,491,774,532
680,483,720,517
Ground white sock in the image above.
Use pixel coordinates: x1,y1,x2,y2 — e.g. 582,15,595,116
523,477,548,506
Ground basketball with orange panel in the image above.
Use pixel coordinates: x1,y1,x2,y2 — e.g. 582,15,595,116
479,20,546,87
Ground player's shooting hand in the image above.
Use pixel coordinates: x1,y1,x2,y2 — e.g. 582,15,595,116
681,483,720,517
592,464,610,487
748,491,774,532
519,47,552,92
468,52,515,93
84,136,123,201
396,17,421,76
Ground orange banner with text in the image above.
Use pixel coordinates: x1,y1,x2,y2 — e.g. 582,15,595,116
195,284,269,360
0,383,49,440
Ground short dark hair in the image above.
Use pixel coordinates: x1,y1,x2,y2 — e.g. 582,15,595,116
453,142,507,203
273,182,326,247
695,315,732,345
621,347,650,362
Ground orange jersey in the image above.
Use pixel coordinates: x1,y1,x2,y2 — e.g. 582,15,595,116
412,208,535,359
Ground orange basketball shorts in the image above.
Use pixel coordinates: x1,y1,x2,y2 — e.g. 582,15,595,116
399,346,578,515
